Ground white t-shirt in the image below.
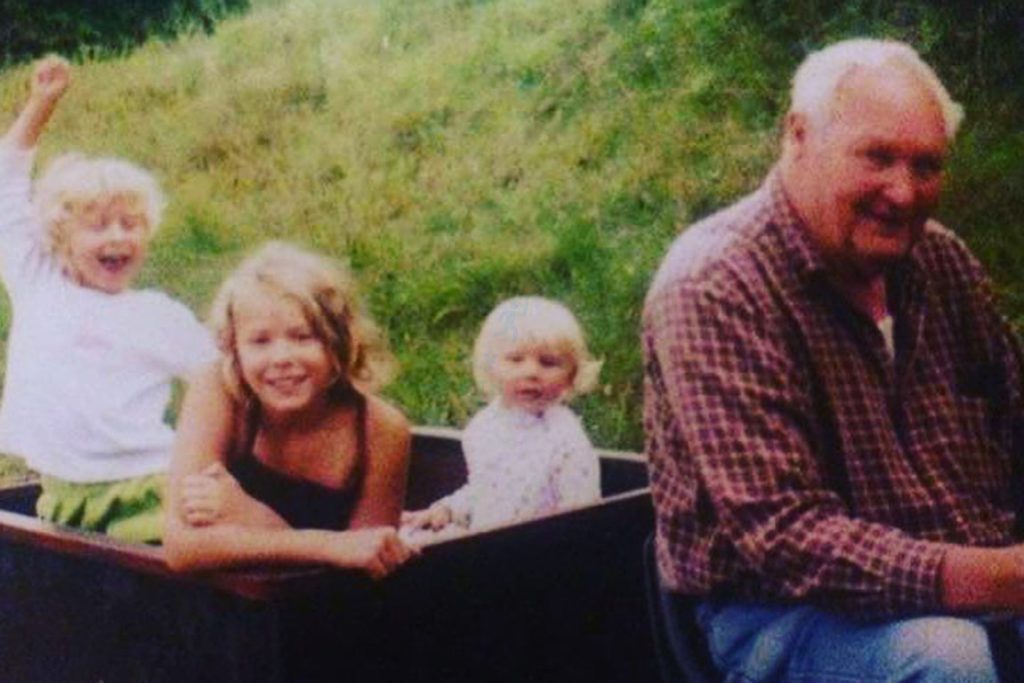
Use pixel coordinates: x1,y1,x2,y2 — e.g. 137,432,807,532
442,399,601,530
0,143,217,482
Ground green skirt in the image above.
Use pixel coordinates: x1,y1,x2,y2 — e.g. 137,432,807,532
36,472,165,544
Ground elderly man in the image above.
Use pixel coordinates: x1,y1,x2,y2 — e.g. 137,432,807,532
643,38,1024,682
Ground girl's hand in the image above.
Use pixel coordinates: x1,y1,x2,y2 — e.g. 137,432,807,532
29,56,70,105
324,528,419,579
401,503,452,531
179,462,247,527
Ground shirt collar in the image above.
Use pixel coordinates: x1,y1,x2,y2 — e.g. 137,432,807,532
495,400,551,427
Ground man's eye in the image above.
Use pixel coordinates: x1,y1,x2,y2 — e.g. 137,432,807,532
912,156,944,180
865,148,894,168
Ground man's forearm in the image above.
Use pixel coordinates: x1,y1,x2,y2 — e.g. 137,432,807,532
941,545,1024,613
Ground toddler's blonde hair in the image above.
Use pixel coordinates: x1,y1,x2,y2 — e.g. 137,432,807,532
209,241,395,403
472,296,601,401
33,152,165,261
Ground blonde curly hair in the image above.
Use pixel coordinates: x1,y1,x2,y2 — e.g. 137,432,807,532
209,241,395,404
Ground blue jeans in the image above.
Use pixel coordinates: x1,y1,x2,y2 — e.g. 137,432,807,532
697,600,1006,682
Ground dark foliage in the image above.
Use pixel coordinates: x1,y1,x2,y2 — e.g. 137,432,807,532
0,0,250,65
738,0,1024,109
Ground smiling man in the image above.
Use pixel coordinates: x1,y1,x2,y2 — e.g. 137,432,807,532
643,39,1024,681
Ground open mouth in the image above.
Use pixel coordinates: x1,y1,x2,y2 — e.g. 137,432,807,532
98,254,132,274
515,387,543,402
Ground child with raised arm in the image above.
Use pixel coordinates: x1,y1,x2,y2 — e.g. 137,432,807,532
163,242,416,577
402,296,602,537
0,57,216,542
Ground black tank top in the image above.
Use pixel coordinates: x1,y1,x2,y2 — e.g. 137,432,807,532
228,392,367,531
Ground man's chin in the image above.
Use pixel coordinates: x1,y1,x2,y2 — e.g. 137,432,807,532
846,246,913,280
855,226,922,265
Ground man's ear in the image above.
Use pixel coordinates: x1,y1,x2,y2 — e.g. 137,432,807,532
783,111,809,159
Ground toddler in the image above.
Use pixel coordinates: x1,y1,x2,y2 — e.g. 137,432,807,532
0,57,216,542
403,296,602,536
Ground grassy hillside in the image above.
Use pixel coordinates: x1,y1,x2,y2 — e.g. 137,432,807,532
0,0,1020,475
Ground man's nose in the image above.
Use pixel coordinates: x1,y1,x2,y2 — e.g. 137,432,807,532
882,164,917,207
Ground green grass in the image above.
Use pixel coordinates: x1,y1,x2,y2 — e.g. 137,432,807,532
0,453,32,485
0,0,1020,483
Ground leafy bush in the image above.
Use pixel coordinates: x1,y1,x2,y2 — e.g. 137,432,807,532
0,0,250,65
735,0,1024,109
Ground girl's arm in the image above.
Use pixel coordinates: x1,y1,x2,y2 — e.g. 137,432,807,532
4,57,70,151
163,363,284,568
347,396,412,529
166,363,288,527
165,515,414,578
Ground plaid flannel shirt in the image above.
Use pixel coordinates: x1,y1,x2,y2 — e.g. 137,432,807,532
643,170,1024,617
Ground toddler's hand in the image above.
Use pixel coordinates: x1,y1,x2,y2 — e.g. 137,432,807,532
30,56,71,104
179,462,246,527
325,527,419,579
401,503,452,531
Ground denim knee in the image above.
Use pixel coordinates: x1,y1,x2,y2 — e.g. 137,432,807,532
884,617,997,683
701,601,1000,683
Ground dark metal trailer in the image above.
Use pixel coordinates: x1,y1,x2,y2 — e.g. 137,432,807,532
0,427,657,683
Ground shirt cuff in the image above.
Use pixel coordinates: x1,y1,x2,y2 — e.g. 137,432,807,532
884,539,948,615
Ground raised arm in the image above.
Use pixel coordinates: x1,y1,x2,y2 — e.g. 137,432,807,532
4,56,70,150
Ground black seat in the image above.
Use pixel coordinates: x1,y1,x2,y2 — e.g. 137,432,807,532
986,617,1024,683
643,533,723,683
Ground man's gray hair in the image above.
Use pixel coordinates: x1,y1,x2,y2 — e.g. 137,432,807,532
790,38,964,139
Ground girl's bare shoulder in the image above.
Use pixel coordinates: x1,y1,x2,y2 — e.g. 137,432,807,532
363,394,411,459
365,395,410,436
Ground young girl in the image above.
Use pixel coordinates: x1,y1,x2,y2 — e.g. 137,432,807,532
402,296,602,535
163,242,416,578
0,57,216,542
